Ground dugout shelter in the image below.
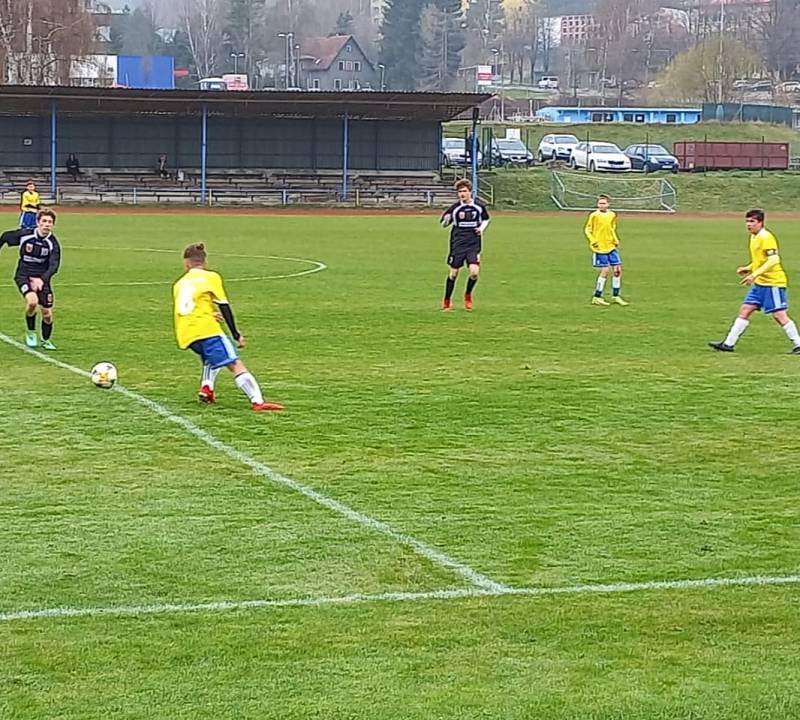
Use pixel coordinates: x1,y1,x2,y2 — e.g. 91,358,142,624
0,86,489,202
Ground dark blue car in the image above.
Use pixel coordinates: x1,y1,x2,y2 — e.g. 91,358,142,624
624,144,679,173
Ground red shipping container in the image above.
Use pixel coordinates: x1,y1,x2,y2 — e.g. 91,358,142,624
672,140,788,171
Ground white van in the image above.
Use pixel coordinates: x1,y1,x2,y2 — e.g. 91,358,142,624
199,77,228,91
538,76,559,90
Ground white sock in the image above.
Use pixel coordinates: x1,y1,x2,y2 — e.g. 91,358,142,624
595,276,607,294
612,276,621,290
724,317,749,347
235,372,263,404
782,320,800,347
202,364,221,390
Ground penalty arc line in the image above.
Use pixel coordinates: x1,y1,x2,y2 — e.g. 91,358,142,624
2,574,799,624
0,331,507,594
60,247,327,287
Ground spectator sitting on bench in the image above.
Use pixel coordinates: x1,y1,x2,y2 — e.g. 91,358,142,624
66,153,81,182
157,154,169,180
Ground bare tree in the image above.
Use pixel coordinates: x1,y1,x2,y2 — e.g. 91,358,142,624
755,0,800,80
0,0,95,84
179,0,223,79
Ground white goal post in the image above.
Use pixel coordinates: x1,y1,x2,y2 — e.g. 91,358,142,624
550,171,677,213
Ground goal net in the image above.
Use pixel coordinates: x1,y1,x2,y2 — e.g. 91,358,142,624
550,171,677,213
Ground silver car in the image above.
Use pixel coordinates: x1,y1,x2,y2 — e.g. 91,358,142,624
537,133,579,162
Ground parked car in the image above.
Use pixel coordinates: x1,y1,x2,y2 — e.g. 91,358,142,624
199,77,228,91
570,141,631,172
538,76,559,90
537,133,579,162
491,137,534,166
441,137,482,167
624,144,679,172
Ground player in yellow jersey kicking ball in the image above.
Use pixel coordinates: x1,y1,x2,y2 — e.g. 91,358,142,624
173,243,284,411
585,194,628,307
710,208,800,354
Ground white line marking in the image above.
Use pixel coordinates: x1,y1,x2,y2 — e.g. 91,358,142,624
60,247,327,286
0,331,506,593
2,574,797,624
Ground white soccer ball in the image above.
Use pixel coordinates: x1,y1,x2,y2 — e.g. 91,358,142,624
91,362,118,389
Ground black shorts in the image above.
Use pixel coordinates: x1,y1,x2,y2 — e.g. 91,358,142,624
15,274,54,308
448,247,481,269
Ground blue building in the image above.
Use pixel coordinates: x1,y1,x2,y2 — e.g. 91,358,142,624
535,106,701,124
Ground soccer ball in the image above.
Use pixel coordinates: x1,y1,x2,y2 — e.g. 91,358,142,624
91,362,118,390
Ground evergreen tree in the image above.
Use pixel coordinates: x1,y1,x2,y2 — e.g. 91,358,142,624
466,0,505,50
417,0,465,91
437,0,466,85
226,0,266,78
333,11,355,36
379,0,426,90
166,30,197,87
120,7,165,56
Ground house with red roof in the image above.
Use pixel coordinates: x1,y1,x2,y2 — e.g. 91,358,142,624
297,35,378,92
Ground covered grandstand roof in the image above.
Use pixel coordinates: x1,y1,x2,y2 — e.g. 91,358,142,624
0,86,490,122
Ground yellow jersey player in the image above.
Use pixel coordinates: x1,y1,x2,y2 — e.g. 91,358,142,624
20,180,41,230
710,209,800,354
585,194,628,306
173,243,284,411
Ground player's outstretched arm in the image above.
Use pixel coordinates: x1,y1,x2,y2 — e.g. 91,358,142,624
216,301,243,343
440,202,458,227
0,228,25,249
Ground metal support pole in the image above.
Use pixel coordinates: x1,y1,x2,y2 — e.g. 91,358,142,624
200,104,208,204
342,113,350,201
50,102,57,200
470,107,479,191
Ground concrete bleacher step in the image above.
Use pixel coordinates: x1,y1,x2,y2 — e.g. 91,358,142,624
1,168,455,207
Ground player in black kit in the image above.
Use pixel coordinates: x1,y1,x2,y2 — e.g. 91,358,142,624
439,178,490,311
0,209,61,349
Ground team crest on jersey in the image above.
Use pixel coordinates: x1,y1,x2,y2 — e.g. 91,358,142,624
458,211,465,219
25,243,32,252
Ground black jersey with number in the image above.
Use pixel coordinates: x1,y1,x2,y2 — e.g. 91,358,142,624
441,200,490,250
15,230,61,282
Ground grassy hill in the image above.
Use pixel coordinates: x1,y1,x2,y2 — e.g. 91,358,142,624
483,167,800,213
443,120,800,213
445,120,800,156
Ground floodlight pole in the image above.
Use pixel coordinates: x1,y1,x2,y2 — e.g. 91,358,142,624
200,104,208,204
278,32,294,88
470,106,479,192
50,102,57,200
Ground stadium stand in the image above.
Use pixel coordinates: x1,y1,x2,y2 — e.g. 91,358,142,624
0,168,453,207
0,86,486,209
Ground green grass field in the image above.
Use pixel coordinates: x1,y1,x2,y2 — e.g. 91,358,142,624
1,209,799,719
